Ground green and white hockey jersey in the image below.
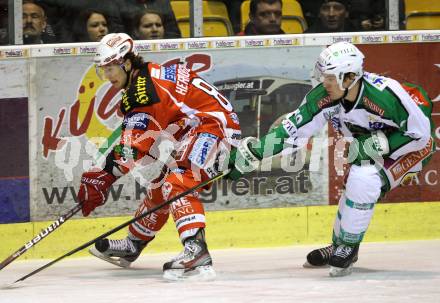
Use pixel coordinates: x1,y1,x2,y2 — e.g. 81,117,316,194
251,72,434,162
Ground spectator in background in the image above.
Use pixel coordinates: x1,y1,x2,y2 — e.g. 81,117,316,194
297,0,322,30
238,0,284,36
132,9,165,40
120,0,181,38
35,0,125,42
23,0,56,44
72,9,110,42
219,0,244,34
305,0,358,33
0,0,7,45
350,0,385,31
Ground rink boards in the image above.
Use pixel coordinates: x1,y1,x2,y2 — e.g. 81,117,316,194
1,201,440,260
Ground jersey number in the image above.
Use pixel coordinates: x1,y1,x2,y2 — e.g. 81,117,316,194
192,78,233,112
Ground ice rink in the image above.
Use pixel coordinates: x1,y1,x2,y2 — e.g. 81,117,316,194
1,240,439,303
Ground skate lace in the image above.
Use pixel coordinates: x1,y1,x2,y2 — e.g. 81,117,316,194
172,241,199,261
334,245,353,259
319,245,334,259
108,238,136,253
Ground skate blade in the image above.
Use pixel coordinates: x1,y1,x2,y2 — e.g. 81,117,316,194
303,261,330,268
89,247,132,268
163,265,216,281
329,264,353,277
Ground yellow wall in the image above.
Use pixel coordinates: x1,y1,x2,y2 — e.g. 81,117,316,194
1,202,440,261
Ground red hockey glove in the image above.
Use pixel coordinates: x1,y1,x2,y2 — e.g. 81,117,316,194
77,170,117,217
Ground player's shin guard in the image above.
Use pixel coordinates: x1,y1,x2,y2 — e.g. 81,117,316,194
129,183,171,241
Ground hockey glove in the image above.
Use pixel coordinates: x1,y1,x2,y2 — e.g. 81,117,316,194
226,137,262,180
77,170,117,217
350,130,389,165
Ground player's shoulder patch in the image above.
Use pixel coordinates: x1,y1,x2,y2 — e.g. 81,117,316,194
363,72,389,91
120,63,160,114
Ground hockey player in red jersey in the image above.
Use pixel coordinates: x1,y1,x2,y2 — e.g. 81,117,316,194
77,33,241,280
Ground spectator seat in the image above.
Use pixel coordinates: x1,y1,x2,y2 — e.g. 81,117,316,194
405,0,440,30
170,1,234,37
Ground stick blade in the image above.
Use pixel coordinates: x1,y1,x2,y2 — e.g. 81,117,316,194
0,280,24,290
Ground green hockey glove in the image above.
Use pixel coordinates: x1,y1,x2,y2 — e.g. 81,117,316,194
350,130,389,165
226,137,262,180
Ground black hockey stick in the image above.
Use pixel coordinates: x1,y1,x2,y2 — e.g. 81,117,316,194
12,171,227,284
0,203,83,271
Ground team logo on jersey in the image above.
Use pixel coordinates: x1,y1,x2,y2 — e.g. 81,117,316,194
229,113,240,125
122,112,149,130
162,182,173,200
161,65,177,83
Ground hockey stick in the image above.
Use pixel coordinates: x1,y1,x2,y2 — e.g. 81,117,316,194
0,203,83,271
12,171,227,284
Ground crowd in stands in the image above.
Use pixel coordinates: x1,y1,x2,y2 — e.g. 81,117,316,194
0,0,428,45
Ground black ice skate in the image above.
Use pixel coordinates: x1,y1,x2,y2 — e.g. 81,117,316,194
162,238,215,281
329,244,359,277
303,244,334,268
89,236,149,268
304,244,358,268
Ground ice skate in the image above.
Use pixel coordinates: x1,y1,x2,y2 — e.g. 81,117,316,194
303,244,334,268
304,244,358,268
329,244,359,277
89,236,149,268
162,238,215,281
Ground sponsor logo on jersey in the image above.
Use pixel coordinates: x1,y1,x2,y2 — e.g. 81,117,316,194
175,64,190,96
389,138,433,181
188,133,218,168
160,65,177,82
363,97,385,115
171,197,194,221
282,119,297,138
122,112,149,130
134,76,149,104
317,96,333,109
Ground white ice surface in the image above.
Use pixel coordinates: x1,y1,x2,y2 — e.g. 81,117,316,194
1,240,440,303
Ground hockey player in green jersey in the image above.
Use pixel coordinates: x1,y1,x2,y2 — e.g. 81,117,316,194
226,41,436,277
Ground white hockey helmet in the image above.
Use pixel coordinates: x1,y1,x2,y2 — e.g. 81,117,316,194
94,33,137,67
314,41,365,91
